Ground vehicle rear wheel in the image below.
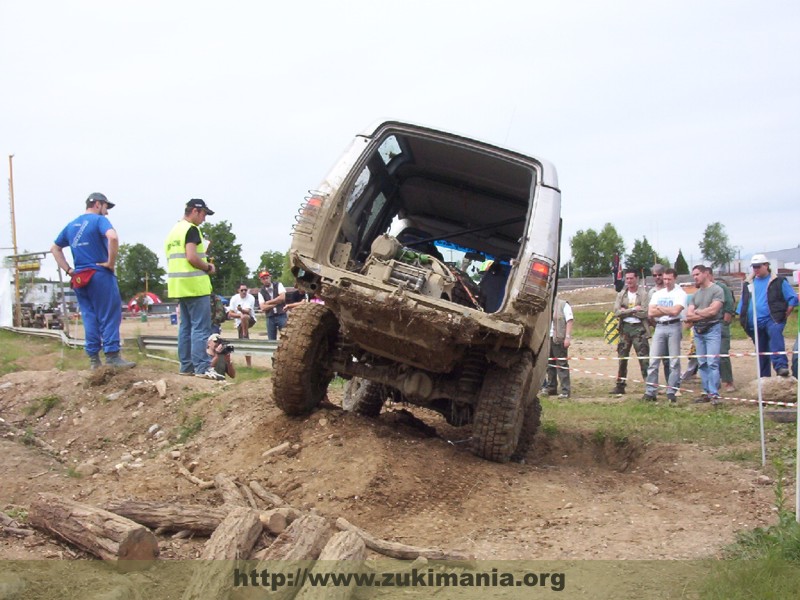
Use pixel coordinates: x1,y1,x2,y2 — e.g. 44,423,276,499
272,303,338,416
342,378,385,417
471,352,535,463
510,396,542,462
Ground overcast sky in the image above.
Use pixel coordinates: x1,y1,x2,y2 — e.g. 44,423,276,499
2,0,798,285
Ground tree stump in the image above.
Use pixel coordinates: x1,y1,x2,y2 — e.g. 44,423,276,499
29,493,158,563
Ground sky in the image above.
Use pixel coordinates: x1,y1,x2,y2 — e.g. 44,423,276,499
1,0,799,286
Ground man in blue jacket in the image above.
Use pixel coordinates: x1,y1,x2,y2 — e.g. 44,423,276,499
736,254,798,377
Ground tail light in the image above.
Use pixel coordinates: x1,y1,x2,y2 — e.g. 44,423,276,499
515,256,554,313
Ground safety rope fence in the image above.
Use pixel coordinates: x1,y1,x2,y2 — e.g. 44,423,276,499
547,350,798,408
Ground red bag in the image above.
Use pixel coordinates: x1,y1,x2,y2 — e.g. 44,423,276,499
70,268,97,289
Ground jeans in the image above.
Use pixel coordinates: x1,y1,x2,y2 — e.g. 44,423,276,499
746,318,788,377
178,295,212,374
694,322,722,395
646,322,682,396
267,313,288,341
74,268,122,356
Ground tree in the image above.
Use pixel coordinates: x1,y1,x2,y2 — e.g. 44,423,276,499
570,223,625,277
254,250,287,280
202,220,250,294
699,222,735,270
116,244,165,300
626,236,658,276
674,249,689,275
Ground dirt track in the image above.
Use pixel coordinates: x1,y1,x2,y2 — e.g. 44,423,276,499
0,330,790,562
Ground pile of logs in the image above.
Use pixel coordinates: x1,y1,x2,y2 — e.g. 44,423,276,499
24,469,475,599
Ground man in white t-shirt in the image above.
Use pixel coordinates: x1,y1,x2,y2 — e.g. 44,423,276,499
644,268,687,403
228,283,257,367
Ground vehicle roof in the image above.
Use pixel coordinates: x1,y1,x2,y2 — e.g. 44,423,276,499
358,119,559,190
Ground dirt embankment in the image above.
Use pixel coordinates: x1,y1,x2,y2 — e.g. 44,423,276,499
0,342,783,561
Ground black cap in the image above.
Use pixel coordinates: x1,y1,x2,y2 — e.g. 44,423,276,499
186,198,215,215
86,192,115,209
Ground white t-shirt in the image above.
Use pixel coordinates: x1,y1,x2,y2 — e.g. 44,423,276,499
549,302,574,337
623,291,641,324
649,286,687,323
228,292,257,328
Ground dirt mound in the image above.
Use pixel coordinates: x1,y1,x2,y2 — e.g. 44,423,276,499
0,361,781,561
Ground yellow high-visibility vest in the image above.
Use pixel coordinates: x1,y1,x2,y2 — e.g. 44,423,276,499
165,219,212,298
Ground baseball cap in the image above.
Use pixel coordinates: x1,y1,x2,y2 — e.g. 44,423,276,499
259,270,271,278
750,253,769,265
86,192,115,209
208,333,222,343
186,198,215,215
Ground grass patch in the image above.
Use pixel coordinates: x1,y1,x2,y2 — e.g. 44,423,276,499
541,421,559,437
65,466,82,478
176,415,203,443
24,394,61,417
4,507,28,522
183,392,212,406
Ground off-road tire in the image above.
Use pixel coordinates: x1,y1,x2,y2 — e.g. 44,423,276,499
510,396,542,462
272,303,338,416
471,352,535,462
342,378,385,417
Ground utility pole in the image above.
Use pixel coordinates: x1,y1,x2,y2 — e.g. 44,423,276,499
8,155,21,327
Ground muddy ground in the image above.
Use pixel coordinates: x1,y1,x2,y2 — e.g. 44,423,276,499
1,301,795,563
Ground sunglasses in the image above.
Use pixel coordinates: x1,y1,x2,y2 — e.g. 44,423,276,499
239,288,248,292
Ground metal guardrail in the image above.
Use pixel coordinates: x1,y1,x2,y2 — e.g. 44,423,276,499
2,326,85,347
136,335,280,358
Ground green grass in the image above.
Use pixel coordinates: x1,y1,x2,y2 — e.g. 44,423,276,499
24,394,61,417
176,415,203,443
541,398,797,451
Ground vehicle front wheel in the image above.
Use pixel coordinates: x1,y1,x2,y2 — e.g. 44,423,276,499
272,303,338,416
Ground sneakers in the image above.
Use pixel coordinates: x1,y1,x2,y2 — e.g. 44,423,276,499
693,394,710,404
89,354,102,370
196,369,225,381
709,393,722,406
558,393,570,399
105,352,136,369
722,383,736,393
667,394,677,403
609,385,626,395
776,368,790,377
178,371,195,376
641,394,657,402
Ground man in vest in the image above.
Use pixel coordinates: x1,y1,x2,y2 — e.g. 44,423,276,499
542,298,574,399
165,199,222,380
736,254,798,377
257,270,287,340
610,269,650,395
51,192,136,370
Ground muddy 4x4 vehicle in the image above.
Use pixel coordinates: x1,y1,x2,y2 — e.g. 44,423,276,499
272,121,561,462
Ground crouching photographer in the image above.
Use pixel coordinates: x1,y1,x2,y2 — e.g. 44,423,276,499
206,333,236,380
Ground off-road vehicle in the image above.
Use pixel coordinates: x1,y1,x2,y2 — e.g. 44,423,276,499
272,121,561,462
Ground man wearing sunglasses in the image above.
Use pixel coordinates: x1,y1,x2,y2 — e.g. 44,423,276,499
228,283,257,367
736,254,798,377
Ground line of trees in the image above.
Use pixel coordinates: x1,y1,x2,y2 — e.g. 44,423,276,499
567,221,735,278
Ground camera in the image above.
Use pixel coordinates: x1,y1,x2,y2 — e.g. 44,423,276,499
215,339,235,355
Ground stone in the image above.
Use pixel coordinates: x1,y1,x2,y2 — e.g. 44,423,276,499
642,483,660,495
147,424,161,436
106,391,124,401
75,462,99,477
155,380,167,399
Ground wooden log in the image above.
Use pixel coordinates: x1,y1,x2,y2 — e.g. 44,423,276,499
181,506,263,600
259,507,303,535
239,483,260,509
215,473,247,506
335,517,475,562
105,499,230,535
294,531,367,600
255,513,331,561
28,493,159,563
1,525,35,537
248,480,286,507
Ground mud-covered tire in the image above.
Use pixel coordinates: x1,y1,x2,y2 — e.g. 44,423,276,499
510,396,542,462
471,352,535,463
272,303,338,416
342,378,385,417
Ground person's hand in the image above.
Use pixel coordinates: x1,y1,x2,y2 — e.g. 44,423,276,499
96,261,114,271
